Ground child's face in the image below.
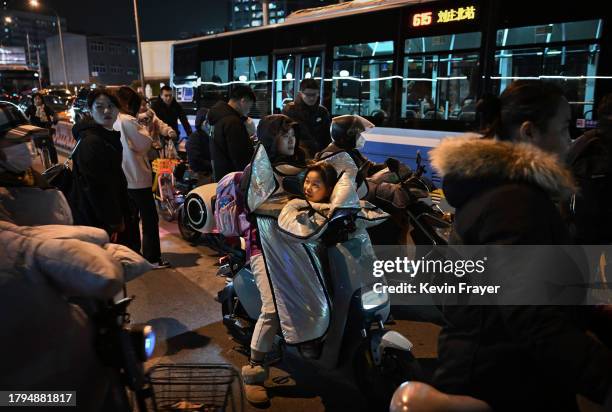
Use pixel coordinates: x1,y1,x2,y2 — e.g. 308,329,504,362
304,170,330,203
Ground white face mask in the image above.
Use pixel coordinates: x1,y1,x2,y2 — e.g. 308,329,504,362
355,133,366,150
0,143,33,173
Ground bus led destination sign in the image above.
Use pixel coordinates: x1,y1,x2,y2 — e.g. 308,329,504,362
411,5,477,27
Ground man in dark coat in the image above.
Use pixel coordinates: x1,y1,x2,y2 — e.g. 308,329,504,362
283,78,331,156
151,85,193,139
208,85,255,181
567,93,612,244
186,108,213,185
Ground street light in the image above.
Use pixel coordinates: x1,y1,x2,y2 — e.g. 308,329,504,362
4,16,12,24
132,0,145,93
29,0,69,89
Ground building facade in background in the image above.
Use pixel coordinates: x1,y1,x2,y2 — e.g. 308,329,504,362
46,34,139,87
1,9,66,78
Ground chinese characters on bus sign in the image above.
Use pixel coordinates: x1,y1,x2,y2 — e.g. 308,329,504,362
412,5,477,27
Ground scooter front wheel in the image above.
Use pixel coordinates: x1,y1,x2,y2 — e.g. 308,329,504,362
354,337,423,410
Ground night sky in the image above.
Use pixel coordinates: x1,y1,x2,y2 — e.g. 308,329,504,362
9,0,230,40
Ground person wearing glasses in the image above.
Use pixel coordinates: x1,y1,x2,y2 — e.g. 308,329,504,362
283,78,331,157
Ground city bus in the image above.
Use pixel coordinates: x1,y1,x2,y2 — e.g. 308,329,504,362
170,0,612,170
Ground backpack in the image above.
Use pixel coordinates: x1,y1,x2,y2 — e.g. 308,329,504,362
214,171,249,237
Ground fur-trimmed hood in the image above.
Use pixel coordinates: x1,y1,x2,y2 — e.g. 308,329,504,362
430,136,576,208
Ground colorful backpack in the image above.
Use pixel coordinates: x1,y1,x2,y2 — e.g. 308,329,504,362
214,171,249,237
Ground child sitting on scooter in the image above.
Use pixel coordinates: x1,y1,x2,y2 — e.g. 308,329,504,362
303,162,338,204
276,161,389,359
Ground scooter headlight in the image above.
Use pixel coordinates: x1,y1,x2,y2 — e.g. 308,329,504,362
129,324,156,361
361,288,389,311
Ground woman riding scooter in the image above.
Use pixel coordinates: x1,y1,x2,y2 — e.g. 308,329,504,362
240,114,307,405
236,140,420,407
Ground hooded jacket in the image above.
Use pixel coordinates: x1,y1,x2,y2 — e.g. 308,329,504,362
208,101,253,182
70,119,131,234
114,113,153,189
283,93,331,155
429,136,612,411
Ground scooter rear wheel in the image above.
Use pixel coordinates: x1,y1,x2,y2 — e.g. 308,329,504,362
177,204,201,242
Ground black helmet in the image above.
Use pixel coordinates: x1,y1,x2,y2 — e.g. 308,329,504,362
330,115,374,149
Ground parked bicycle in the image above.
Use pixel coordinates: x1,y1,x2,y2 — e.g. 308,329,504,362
152,158,182,222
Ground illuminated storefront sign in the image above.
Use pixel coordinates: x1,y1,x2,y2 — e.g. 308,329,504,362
411,5,477,27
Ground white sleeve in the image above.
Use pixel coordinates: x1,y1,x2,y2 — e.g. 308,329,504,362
121,116,153,153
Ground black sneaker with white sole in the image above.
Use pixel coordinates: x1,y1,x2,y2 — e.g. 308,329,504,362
152,259,171,269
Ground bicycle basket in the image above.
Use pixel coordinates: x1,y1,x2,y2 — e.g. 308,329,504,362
152,158,181,174
147,363,244,412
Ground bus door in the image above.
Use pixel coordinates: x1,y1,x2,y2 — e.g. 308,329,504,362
272,48,324,113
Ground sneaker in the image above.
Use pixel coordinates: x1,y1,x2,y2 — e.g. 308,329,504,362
152,259,171,269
